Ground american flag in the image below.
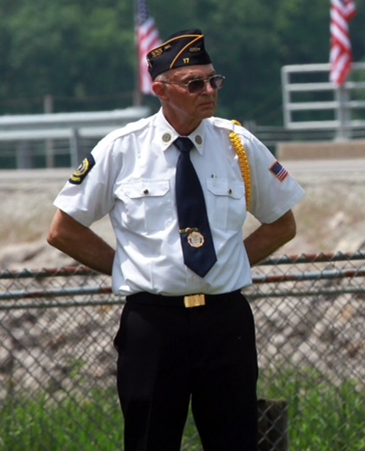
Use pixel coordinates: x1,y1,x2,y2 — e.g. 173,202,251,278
269,161,289,182
136,0,162,95
329,0,357,86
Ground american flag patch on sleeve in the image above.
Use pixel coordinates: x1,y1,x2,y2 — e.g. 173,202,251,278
269,160,289,182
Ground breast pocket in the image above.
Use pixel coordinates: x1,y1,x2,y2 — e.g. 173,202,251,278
206,178,247,230
116,180,173,232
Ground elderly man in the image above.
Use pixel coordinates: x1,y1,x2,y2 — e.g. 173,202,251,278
48,29,304,451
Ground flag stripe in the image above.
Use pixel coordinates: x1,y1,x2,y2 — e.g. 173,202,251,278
330,0,357,86
136,0,162,95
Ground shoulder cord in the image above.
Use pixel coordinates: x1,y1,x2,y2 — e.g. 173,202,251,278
229,119,251,208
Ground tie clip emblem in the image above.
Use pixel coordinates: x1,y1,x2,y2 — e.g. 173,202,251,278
187,231,205,248
179,227,204,248
179,228,205,248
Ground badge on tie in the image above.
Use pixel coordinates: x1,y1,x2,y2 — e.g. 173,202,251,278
174,137,217,277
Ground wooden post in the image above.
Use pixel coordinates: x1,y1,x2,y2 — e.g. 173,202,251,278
258,398,288,451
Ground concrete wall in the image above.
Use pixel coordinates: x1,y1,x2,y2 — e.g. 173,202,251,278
277,140,365,160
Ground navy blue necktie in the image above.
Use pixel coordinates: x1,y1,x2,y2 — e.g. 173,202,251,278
174,137,217,277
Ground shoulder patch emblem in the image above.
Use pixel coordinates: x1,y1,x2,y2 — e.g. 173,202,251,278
269,160,289,182
69,154,95,185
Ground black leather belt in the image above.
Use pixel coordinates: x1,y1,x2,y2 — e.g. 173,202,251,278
126,290,241,308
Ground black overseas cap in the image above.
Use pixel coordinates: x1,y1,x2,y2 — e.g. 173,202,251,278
147,29,212,80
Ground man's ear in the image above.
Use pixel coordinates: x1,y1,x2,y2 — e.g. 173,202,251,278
152,81,168,100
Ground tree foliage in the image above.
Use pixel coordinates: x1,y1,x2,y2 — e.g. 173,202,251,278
0,0,364,124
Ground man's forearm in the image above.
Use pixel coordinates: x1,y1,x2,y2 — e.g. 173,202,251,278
47,210,115,275
53,229,115,275
244,210,297,267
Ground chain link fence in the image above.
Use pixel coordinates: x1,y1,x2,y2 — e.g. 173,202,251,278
1,252,365,451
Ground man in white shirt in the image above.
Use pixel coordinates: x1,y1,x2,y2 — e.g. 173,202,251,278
48,28,304,451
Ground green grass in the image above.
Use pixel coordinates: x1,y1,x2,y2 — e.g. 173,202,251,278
0,388,124,451
1,369,365,451
258,368,365,451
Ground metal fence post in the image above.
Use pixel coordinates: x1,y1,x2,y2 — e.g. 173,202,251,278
258,399,288,451
16,140,33,169
335,85,351,141
69,128,81,168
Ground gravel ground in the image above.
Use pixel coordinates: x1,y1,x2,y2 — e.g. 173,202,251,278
1,160,365,269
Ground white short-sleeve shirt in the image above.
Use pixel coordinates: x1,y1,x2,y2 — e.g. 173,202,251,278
54,109,305,296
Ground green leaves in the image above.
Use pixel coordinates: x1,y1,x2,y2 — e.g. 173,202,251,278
0,0,364,122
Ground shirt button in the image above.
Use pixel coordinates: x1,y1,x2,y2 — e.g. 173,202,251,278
228,189,232,195
143,189,149,195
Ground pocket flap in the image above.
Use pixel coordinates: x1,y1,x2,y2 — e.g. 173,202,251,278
207,179,244,200
122,180,170,199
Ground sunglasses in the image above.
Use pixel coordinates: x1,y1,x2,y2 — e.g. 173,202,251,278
160,74,225,94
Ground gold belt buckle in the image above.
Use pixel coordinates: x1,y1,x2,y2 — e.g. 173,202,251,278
184,294,206,308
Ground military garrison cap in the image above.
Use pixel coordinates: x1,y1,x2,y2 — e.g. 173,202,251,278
147,29,212,80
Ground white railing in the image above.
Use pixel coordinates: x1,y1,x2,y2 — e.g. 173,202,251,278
281,62,365,141
0,107,150,169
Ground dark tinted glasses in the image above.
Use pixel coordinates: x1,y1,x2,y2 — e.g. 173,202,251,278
160,74,225,94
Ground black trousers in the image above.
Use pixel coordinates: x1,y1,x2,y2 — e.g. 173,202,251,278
113,291,258,451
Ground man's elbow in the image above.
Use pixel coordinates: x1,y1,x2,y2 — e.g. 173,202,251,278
47,211,69,250
280,211,297,245
47,227,63,249
284,223,296,245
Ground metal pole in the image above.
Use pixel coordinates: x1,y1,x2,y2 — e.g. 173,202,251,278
281,68,291,129
335,85,350,141
44,94,55,167
133,0,143,107
69,128,81,168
